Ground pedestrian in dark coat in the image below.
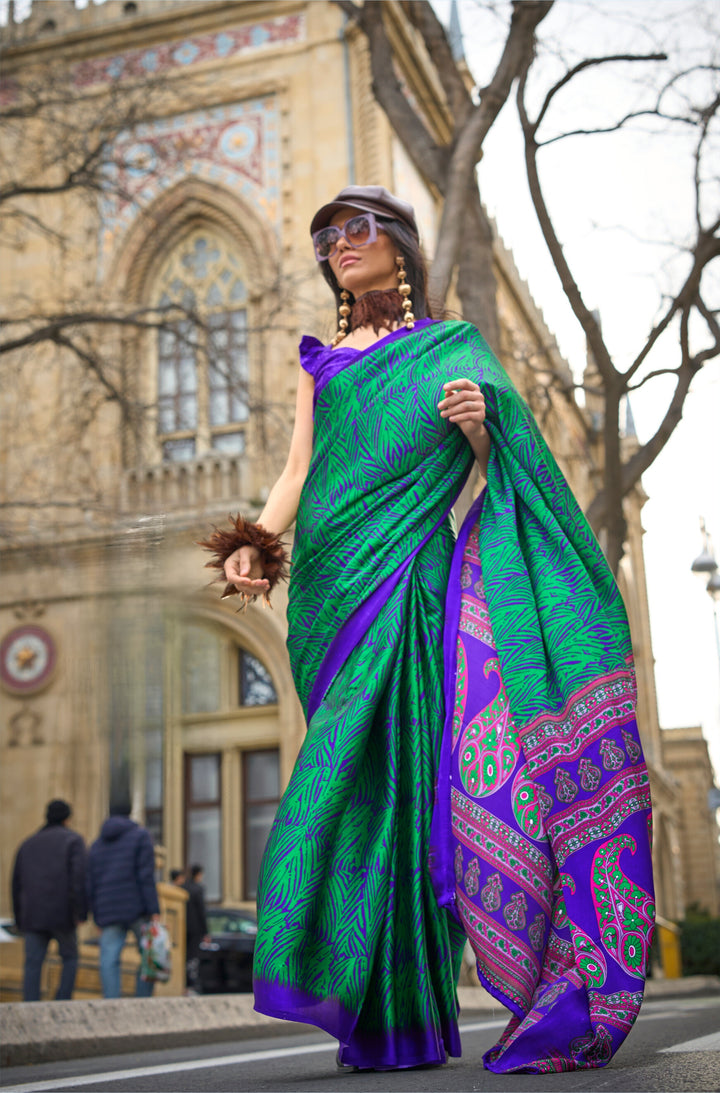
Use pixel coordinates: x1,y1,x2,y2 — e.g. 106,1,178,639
183,864,209,994
87,795,160,998
11,799,87,1001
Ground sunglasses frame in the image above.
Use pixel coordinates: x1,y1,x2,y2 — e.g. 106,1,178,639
312,211,380,262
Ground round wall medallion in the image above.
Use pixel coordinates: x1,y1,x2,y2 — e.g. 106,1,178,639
0,625,58,696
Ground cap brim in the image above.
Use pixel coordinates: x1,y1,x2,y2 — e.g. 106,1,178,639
310,200,380,236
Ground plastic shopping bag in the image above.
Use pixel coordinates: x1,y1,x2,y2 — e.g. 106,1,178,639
139,919,172,982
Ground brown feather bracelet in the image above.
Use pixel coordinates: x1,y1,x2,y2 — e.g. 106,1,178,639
198,514,289,609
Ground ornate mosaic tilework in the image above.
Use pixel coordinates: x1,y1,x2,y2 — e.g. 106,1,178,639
74,15,305,86
100,96,280,267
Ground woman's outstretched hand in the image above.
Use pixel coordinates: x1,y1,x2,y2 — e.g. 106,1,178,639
439,378,490,477
224,544,271,597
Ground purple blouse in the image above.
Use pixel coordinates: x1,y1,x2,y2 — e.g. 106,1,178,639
299,318,435,409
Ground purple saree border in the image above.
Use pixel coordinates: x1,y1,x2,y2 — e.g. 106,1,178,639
254,976,358,1044
254,977,460,1070
428,489,486,915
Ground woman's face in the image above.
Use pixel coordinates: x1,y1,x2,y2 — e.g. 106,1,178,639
327,209,400,296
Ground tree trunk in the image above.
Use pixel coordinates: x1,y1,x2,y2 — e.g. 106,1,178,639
455,186,500,351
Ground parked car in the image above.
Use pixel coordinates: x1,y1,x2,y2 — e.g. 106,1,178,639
198,907,258,993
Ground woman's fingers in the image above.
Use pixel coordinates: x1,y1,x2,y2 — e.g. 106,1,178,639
438,379,485,421
224,545,267,589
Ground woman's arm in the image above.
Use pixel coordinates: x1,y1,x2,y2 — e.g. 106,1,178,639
223,366,315,596
438,378,490,479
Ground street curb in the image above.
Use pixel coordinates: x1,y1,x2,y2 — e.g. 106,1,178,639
1,978,718,1068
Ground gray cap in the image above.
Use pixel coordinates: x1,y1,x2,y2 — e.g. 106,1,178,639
310,185,419,239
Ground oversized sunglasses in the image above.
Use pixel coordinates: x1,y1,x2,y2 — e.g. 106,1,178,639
312,212,381,261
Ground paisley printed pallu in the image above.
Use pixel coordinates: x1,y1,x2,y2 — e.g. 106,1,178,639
252,318,655,1073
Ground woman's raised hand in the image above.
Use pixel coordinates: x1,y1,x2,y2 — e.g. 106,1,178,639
224,544,271,597
438,378,486,441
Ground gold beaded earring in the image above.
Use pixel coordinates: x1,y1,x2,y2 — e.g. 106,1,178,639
396,256,415,330
331,289,351,347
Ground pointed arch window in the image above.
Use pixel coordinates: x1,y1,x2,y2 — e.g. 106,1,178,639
154,229,250,463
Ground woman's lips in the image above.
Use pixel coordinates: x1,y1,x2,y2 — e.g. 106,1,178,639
339,255,359,268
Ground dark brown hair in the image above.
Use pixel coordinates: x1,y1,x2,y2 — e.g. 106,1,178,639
318,217,434,320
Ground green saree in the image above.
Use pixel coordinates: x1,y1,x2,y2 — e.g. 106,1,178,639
252,319,654,1073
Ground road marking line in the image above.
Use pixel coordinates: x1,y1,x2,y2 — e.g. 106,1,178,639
1,1020,507,1093
660,1031,720,1053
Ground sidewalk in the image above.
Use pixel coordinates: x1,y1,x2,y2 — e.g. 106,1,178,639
2,977,719,1068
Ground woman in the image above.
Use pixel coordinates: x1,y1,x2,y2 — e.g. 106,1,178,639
201,186,654,1074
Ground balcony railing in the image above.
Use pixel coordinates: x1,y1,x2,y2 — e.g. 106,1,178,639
120,453,263,516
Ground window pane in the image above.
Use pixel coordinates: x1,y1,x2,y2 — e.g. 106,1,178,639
212,432,245,455
179,394,198,430
182,625,221,713
187,805,221,903
230,394,250,423
245,751,280,803
240,651,278,707
207,310,248,426
145,757,163,810
245,802,277,901
157,398,177,434
209,386,229,427
158,359,177,395
190,754,220,802
178,352,197,393
162,438,196,463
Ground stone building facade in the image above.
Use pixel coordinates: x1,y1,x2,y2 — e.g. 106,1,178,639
662,726,720,916
0,0,688,957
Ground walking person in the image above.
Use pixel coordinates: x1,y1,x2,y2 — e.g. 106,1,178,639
183,864,209,995
201,186,654,1073
87,794,160,998
11,799,87,1001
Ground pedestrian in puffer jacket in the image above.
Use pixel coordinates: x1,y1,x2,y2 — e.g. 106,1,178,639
87,795,160,998
11,799,87,1001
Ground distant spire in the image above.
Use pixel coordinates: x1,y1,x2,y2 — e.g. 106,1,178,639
448,0,465,63
622,395,637,440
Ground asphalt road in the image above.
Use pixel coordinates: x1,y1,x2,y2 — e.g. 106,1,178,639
2,996,718,1093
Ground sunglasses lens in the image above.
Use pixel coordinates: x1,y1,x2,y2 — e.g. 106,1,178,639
345,215,371,245
315,227,340,259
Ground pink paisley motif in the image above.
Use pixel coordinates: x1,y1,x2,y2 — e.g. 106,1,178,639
528,912,546,952
511,766,546,840
503,891,528,931
464,856,481,897
460,561,473,589
537,979,567,1009
552,878,569,931
454,843,464,883
458,658,520,797
556,881,608,990
452,638,468,748
481,870,504,912
599,738,625,771
591,835,655,979
569,1025,613,1065
579,756,602,792
538,786,553,817
554,767,579,803
621,728,642,764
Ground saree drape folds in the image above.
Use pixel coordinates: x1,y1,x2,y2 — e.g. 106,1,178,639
252,320,654,1074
